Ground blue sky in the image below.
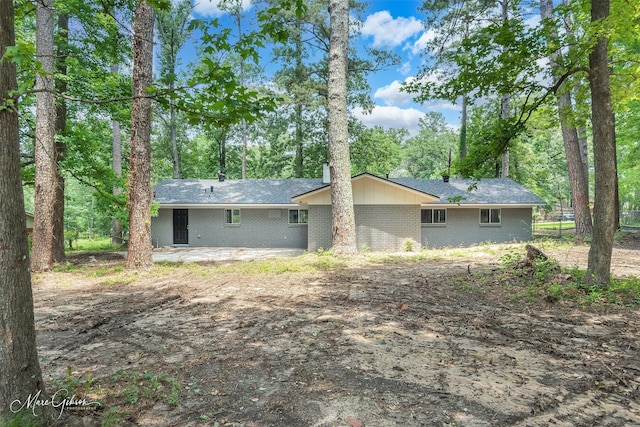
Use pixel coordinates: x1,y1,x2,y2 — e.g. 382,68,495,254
183,0,459,135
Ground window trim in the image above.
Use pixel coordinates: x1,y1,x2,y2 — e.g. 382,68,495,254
421,208,446,225
288,208,309,224
224,208,241,225
480,208,501,224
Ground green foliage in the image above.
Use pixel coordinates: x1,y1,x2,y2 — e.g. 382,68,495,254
350,124,405,176
111,369,181,407
401,112,457,178
0,411,46,427
101,406,129,427
402,238,419,252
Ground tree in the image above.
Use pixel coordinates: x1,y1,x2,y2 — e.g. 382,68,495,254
402,112,457,179
586,0,616,286
155,0,192,179
0,0,46,418
350,123,404,177
327,0,356,254
31,0,58,272
264,0,397,178
540,0,592,238
111,64,124,245
127,0,154,270
52,11,68,261
407,0,547,176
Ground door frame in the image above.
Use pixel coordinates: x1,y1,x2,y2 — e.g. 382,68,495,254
173,209,189,244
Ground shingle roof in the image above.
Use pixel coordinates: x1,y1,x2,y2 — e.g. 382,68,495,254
153,175,545,206
390,178,546,205
154,178,326,205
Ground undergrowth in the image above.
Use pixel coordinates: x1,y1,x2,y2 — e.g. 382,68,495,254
498,250,640,306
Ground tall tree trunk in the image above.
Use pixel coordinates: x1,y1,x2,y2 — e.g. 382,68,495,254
327,0,357,254
112,63,123,246
293,18,304,178
0,0,47,418
586,0,616,287
31,0,57,272
294,101,303,177
53,13,68,262
170,85,180,179
499,0,510,179
234,8,247,179
459,95,467,161
563,0,591,180
219,131,226,174
540,0,592,239
500,93,510,178
127,0,154,270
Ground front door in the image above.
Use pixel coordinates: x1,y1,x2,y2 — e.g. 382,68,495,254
173,209,188,244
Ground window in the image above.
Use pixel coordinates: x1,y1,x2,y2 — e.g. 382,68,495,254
421,208,446,224
289,209,308,224
225,208,241,224
480,208,501,224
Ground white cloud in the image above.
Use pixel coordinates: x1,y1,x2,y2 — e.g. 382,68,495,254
361,11,423,48
352,105,426,135
398,61,412,76
193,0,252,17
408,29,436,55
374,80,414,105
422,99,461,113
524,14,541,29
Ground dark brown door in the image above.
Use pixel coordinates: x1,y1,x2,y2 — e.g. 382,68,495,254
173,209,188,244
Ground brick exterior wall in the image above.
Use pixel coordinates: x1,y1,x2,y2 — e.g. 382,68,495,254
152,206,533,251
151,208,308,248
307,205,421,252
421,207,533,248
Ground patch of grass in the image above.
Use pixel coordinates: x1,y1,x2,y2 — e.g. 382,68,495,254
89,266,125,277
154,260,186,267
535,221,576,230
70,237,119,252
607,276,640,306
53,261,82,273
110,369,181,407
402,238,419,252
53,365,100,397
101,406,129,427
212,254,348,275
101,276,136,286
0,411,46,427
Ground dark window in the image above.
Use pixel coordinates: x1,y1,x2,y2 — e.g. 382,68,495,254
225,209,241,224
480,208,501,224
289,209,308,224
421,208,446,224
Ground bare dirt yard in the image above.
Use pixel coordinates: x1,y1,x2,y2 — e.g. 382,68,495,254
32,235,640,427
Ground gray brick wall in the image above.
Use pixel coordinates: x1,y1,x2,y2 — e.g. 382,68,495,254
307,205,421,252
152,206,533,251
308,206,333,252
421,207,533,248
151,208,308,248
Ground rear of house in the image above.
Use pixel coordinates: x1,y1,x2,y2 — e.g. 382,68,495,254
151,173,545,251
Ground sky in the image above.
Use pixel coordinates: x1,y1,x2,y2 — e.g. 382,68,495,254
183,0,459,136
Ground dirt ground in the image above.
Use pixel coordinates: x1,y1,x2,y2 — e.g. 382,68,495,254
32,235,640,426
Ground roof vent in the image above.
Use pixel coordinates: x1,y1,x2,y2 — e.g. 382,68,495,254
210,185,214,192
218,173,225,182
442,175,450,183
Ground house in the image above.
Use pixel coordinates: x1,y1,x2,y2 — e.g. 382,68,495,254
151,172,545,251
25,211,34,234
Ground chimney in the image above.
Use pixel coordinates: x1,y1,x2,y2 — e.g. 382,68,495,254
218,172,225,182
322,163,330,184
